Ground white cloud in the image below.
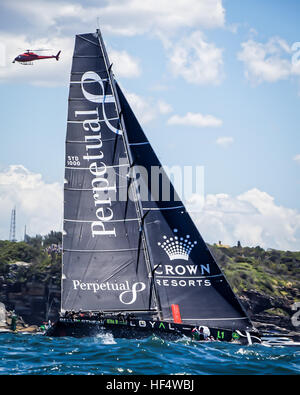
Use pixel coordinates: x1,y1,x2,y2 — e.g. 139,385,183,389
186,188,300,251
166,31,224,85
120,86,173,124
238,36,300,84
125,91,157,124
157,100,173,114
109,49,141,78
293,154,300,164
2,0,225,37
216,136,234,146
0,33,73,86
0,165,62,240
167,112,222,127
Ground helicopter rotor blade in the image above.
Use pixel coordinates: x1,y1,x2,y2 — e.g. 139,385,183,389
32,49,53,52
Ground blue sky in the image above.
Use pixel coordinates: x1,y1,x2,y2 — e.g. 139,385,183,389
0,0,299,250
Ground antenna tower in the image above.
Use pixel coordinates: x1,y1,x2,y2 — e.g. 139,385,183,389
9,206,16,242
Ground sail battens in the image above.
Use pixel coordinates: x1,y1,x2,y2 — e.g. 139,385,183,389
142,205,184,211
66,137,122,143
73,55,101,58
70,79,108,84
69,95,115,102
129,142,150,146
64,218,139,223
65,163,129,170
64,247,144,253
67,117,119,123
71,69,106,75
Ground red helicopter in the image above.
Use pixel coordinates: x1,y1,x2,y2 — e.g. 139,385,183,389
12,49,61,65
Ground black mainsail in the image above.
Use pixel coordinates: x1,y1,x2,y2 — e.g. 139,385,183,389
62,32,156,313
61,29,254,334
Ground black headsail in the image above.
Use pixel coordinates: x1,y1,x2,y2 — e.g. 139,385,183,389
115,85,253,331
62,31,158,314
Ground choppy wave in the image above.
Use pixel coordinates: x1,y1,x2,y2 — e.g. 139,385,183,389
0,332,299,375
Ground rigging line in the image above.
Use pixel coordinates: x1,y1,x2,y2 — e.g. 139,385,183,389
135,210,150,275
123,160,136,220
112,127,119,165
148,264,161,311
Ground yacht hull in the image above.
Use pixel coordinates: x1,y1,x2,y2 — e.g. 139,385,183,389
45,317,261,344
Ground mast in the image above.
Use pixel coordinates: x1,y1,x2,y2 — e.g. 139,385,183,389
95,29,163,319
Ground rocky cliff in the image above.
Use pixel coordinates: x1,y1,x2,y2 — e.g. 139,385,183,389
0,238,299,335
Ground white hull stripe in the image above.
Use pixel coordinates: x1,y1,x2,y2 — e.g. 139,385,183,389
181,317,249,321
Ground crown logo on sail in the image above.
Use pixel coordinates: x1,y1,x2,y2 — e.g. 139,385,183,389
157,229,197,261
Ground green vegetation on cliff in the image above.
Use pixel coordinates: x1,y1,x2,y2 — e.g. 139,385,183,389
0,232,61,286
209,244,300,301
0,234,299,303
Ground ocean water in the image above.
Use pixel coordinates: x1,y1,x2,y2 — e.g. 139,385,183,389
0,332,299,375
